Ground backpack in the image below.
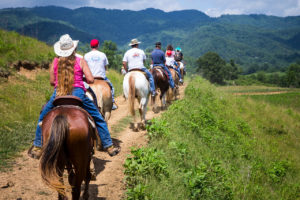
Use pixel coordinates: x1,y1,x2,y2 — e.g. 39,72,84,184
174,51,182,61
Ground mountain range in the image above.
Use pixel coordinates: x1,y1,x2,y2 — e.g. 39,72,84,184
0,6,300,70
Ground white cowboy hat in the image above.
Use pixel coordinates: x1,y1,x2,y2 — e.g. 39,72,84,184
54,34,79,57
128,38,141,46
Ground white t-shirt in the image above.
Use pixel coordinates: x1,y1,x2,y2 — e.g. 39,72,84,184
84,50,109,78
166,56,175,67
122,48,146,71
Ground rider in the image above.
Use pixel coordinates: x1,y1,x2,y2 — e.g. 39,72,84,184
28,34,120,159
151,42,175,88
84,39,118,110
174,46,186,75
122,38,156,97
165,44,183,83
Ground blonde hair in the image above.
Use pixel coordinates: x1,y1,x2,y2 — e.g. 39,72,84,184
56,52,76,96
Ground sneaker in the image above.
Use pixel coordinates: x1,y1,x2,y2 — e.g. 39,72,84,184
106,145,121,157
151,91,157,97
179,79,183,83
112,103,118,110
28,145,42,159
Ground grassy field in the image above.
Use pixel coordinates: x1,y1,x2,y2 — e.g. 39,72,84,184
219,85,300,93
0,69,123,170
124,77,300,199
0,29,54,68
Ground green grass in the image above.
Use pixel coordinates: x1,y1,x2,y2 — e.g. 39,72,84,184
247,92,300,112
219,85,300,93
124,77,300,199
106,69,123,96
0,29,54,68
0,71,52,170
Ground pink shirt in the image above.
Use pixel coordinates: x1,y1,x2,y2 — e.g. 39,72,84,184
53,56,86,91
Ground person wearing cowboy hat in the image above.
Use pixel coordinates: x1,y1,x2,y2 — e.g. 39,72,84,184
28,34,120,159
151,42,176,89
84,39,118,110
122,38,156,96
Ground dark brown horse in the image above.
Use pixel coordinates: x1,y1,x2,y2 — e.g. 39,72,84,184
150,66,171,113
40,101,95,200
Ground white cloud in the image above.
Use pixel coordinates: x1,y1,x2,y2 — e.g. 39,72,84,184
0,0,299,16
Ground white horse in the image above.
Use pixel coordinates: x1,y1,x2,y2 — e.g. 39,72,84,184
123,71,150,131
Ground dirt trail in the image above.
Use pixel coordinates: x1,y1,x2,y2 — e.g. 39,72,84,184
0,84,187,200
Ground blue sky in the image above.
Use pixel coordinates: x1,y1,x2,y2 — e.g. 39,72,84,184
0,0,299,17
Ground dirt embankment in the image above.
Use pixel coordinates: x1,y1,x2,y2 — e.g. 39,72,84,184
0,84,187,200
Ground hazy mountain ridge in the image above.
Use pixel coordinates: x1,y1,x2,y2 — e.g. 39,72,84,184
0,6,299,69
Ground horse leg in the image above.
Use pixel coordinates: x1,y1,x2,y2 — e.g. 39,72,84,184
152,92,159,113
161,93,166,110
83,155,92,200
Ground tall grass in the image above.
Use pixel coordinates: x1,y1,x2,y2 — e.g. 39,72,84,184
124,77,300,199
0,71,52,169
0,29,54,68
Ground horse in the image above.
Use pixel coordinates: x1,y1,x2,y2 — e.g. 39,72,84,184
40,97,95,200
150,66,171,113
123,70,150,131
167,66,180,100
86,77,112,122
177,61,186,81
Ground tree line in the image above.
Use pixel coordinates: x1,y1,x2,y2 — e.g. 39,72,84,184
196,52,300,88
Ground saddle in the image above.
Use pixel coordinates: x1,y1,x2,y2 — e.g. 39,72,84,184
153,66,169,79
166,65,180,77
129,68,149,81
53,95,83,107
49,96,96,130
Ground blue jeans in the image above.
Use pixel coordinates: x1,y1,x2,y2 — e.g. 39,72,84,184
153,64,175,88
104,77,115,103
171,63,182,80
33,88,113,148
140,67,156,95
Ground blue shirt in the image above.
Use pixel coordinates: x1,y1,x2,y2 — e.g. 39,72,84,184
151,49,166,65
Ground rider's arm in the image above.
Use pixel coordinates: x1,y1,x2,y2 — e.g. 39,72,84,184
123,61,128,72
81,59,94,84
49,60,55,86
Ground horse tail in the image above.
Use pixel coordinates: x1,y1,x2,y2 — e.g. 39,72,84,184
40,115,69,195
128,74,135,116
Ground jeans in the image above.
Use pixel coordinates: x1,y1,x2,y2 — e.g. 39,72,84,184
140,67,156,95
104,77,115,103
33,88,113,148
171,63,182,80
153,64,175,88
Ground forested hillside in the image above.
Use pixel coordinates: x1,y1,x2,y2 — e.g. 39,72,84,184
0,6,300,70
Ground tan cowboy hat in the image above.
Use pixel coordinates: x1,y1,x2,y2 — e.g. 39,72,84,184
128,38,141,46
54,34,79,57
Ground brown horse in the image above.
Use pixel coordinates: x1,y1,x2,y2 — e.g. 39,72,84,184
87,78,112,122
167,66,179,100
150,66,171,113
40,101,95,200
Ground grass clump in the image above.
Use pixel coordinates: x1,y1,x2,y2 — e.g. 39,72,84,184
124,77,300,199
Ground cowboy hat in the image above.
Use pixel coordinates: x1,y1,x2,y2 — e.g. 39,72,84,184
128,38,141,46
54,34,79,57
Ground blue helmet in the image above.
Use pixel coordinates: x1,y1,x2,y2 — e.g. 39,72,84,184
175,47,182,51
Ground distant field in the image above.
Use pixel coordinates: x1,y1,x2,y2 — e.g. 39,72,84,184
219,85,300,93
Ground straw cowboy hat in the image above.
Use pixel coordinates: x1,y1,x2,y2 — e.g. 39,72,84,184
128,38,141,46
54,34,79,57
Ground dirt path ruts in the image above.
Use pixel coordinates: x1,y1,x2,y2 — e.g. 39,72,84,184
0,84,187,200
